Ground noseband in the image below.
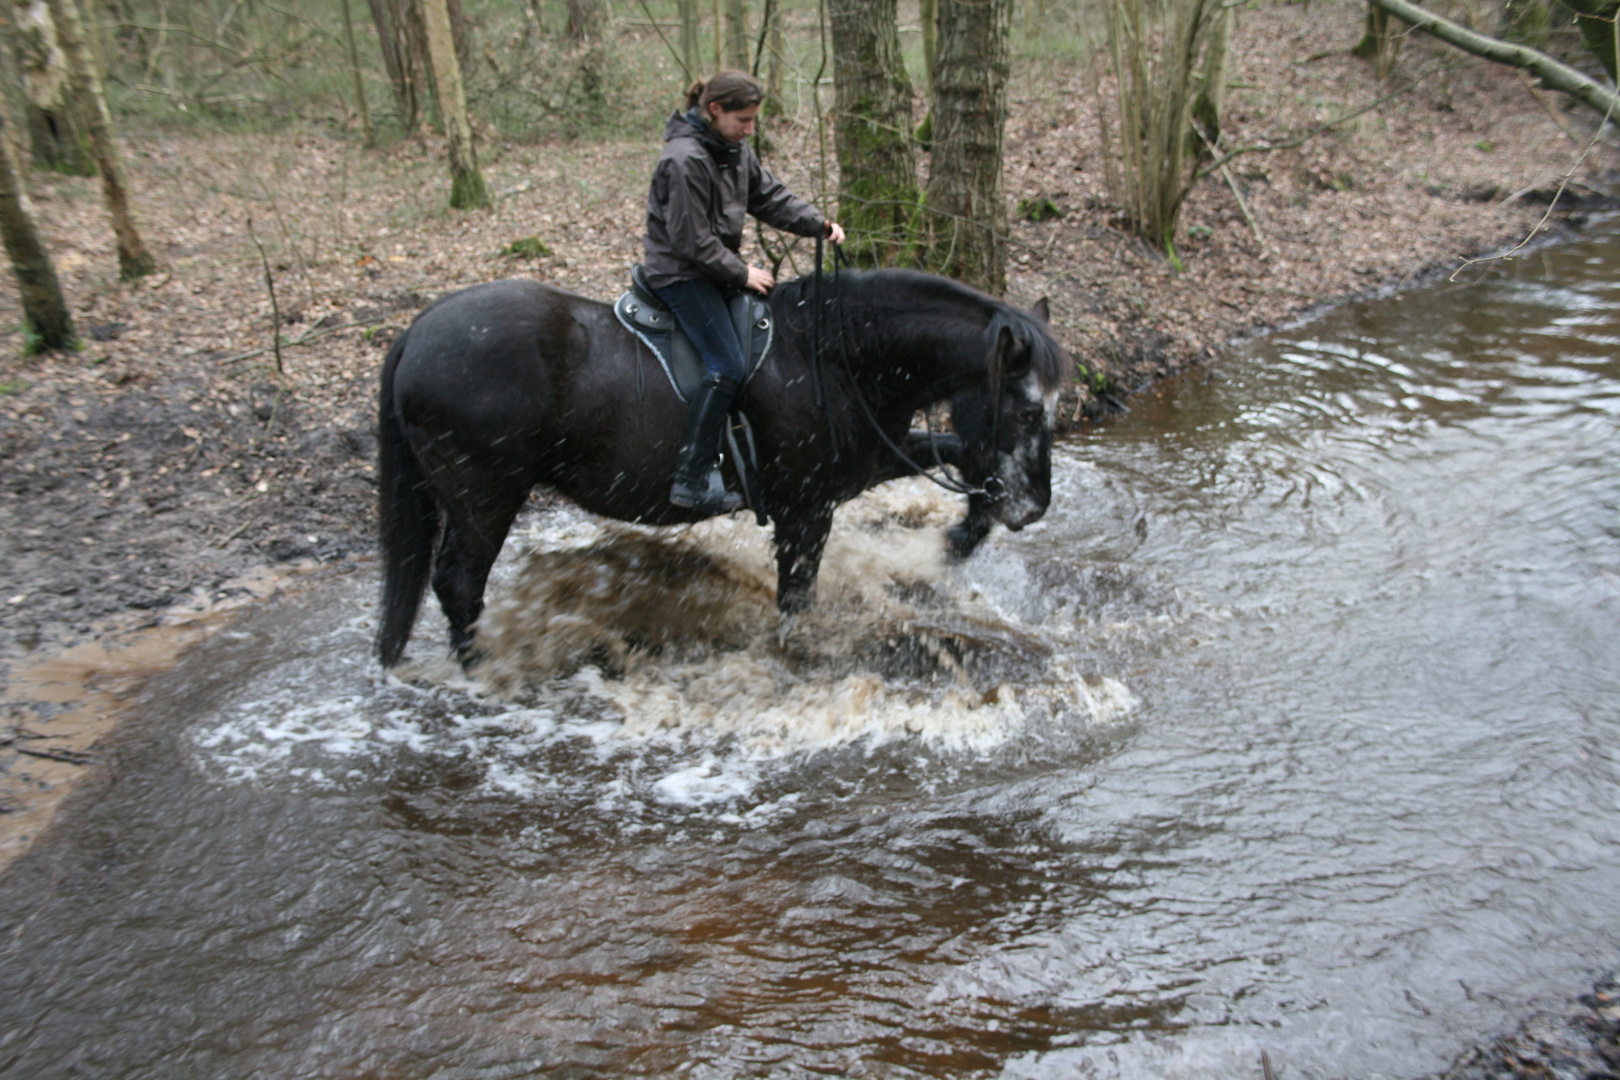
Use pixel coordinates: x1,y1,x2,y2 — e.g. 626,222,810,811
811,238,1008,501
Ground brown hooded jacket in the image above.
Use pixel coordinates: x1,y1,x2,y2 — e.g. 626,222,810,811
643,109,826,290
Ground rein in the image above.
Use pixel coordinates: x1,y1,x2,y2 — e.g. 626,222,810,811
809,240,1004,501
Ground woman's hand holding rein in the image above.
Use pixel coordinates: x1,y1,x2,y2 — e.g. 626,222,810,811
745,265,776,294
745,222,845,294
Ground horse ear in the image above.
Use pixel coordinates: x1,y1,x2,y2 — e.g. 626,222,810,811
996,323,1031,379
1031,297,1051,323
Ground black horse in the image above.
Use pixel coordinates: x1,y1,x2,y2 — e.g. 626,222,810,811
376,268,1068,667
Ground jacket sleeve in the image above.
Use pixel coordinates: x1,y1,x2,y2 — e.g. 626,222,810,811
747,155,826,238
656,154,750,288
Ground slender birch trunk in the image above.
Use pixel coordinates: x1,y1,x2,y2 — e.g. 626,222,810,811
340,0,373,146
0,107,73,350
678,0,701,81
367,0,428,133
12,0,92,175
421,0,488,208
45,0,153,279
919,0,936,92
725,0,749,69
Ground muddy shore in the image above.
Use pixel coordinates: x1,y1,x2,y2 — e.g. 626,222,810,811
2,2,1618,1073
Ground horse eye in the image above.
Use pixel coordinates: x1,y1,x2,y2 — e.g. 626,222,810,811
1020,405,1044,426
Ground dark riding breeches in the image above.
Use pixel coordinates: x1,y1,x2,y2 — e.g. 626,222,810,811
652,277,747,381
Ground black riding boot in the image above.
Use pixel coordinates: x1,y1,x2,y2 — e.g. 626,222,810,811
670,374,745,513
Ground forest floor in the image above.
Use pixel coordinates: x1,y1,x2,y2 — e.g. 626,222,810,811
1,2,1617,1073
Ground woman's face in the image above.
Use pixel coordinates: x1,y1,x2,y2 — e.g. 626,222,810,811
707,102,760,144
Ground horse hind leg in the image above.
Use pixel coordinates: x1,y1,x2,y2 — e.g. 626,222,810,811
773,505,834,642
431,487,528,668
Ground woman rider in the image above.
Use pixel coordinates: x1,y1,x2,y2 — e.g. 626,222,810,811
644,70,845,513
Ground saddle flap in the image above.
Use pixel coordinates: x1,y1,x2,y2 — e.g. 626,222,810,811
613,281,773,405
630,263,665,312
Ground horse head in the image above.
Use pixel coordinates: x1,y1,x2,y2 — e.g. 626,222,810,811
952,297,1065,532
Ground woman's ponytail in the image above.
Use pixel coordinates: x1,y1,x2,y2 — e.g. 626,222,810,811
688,70,763,115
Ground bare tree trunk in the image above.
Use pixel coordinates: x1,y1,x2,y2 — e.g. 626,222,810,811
1191,0,1234,151
10,0,91,174
766,4,783,101
45,0,153,278
367,0,428,133
0,19,35,181
919,0,936,92
678,0,701,81
1105,0,1217,260
925,0,1011,292
340,0,374,146
725,0,749,68
1351,1,1401,80
565,0,604,41
564,0,608,109
829,0,918,266
712,0,721,71
421,0,488,208
0,105,73,350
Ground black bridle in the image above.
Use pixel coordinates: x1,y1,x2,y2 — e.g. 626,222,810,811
809,237,1005,501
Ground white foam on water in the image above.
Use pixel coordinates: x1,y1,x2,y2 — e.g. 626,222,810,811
186,481,1143,808
472,481,1143,761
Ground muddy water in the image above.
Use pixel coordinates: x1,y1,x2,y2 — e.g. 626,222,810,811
3,234,1620,1080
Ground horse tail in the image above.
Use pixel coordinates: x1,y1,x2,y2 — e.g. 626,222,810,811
375,328,437,667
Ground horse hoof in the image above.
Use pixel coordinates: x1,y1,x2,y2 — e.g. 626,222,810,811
946,525,985,561
775,611,799,650
449,634,484,673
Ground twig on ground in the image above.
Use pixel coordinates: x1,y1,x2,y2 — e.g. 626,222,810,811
1193,120,1272,258
215,313,389,367
216,511,259,547
16,746,93,765
246,215,285,380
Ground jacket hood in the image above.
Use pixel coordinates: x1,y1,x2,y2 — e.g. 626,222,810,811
663,109,742,169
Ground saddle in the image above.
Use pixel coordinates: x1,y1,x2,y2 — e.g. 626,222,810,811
612,265,774,524
613,264,775,403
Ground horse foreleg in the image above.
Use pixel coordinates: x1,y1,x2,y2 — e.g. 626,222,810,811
773,505,835,637
431,489,527,668
947,492,995,561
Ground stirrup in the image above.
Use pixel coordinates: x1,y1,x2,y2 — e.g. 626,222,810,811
670,467,743,513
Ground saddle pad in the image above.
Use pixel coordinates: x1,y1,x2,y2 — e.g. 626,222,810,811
613,287,775,404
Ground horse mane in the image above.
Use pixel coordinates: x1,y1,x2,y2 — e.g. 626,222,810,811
772,268,1066,392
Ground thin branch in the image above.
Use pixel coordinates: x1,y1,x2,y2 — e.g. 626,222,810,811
635,0,692,81
1450,82,1617,279
1192,119,1271,257
245,215,284,379
214,313,391,365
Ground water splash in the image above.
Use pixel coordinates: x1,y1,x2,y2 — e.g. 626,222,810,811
470,482,1136,758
